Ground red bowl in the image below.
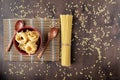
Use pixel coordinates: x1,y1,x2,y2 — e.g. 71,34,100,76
13,26,42,55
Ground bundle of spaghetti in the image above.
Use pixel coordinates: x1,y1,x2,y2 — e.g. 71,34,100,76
60,15,73,66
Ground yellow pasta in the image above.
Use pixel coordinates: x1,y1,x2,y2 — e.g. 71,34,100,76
15,30,39,54
25,41,37,54
18,43,26,51
60,15,73,66
15,32,28,44
26,30,39,42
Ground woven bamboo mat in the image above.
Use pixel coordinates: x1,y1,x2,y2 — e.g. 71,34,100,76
3,18,60,61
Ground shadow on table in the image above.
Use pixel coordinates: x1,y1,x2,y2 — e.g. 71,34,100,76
0,73,8,80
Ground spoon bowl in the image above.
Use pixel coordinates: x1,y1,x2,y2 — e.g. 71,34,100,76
15,20,24,31
48,27,59,40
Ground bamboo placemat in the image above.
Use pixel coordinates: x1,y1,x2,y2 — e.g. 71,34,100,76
3,18,60,61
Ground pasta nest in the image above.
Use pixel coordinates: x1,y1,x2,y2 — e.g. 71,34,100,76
25,41,37,54
15,30,39,54
15,32,28,44
26,30,39,42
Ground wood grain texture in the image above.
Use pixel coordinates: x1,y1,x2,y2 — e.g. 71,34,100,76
0,0,120,80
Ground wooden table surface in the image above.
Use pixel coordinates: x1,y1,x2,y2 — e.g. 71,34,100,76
0,0,120,80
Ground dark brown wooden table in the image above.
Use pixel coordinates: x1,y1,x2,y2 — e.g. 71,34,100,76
0,0,120,80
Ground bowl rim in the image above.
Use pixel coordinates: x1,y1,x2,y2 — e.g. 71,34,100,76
13,26,42,55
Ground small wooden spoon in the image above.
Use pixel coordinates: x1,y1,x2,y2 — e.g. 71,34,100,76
6,20,24,52
37,27,59,59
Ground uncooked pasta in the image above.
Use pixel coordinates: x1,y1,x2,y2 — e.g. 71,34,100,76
25,41,37,54
15,32,28,44
26,30,39,42
18,43,26,51
60,15,73,66
15,30,39,54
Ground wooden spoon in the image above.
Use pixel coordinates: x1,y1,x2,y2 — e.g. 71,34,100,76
37,27,59,59
6,20,24,52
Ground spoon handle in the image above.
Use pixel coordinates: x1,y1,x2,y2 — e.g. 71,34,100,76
37,48,44,58
37,40,50,59
6,34,15,52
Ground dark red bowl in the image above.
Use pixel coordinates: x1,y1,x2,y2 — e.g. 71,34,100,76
13,26,42,55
